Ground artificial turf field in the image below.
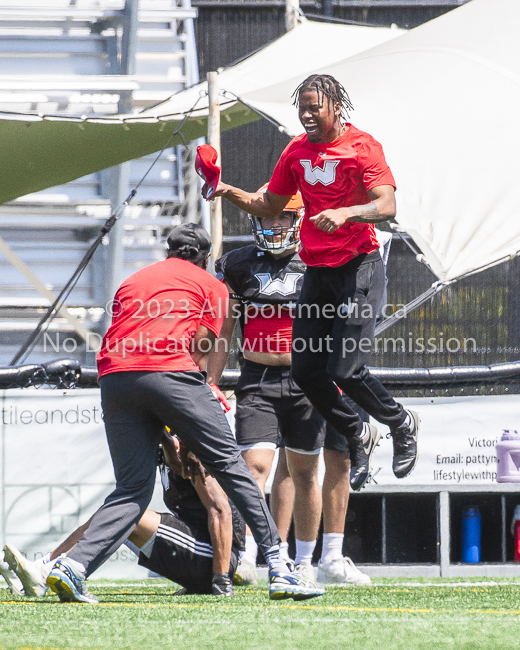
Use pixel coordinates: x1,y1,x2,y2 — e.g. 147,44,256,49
1,577,520,650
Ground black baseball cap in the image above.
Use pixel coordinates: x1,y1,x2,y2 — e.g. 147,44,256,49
166,223,212,254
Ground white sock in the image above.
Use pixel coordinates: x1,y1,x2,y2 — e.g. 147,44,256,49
264,544,288,572
31,553,57,581
28,555,56,583
279,541,291,564
295,539,316,566
239,535,258,566
403,412,411,427
321,533,344,564
34,553,52,568
64,556,87,575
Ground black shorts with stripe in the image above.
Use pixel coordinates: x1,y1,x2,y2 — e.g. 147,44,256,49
138,512,239,594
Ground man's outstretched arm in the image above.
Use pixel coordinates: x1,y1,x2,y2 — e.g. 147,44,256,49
203,182,290,220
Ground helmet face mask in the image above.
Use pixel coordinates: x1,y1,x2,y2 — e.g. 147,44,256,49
249,188,304,254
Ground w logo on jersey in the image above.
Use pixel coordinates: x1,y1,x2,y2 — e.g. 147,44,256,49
255,272,301,296
300,159,340,186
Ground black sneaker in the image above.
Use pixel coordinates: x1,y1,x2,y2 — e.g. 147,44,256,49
173,587,191,596
389,409,420,478
348,423,381,491
212,573,235,597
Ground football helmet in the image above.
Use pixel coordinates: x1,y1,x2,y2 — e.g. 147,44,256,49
249,184,304,254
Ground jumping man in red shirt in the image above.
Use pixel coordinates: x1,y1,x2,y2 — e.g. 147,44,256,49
203,74,420,491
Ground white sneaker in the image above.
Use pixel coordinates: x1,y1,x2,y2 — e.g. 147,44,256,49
295,562,315,582
317,556,371,585
0,555,24,596
233,558,258,586
3,544,48,597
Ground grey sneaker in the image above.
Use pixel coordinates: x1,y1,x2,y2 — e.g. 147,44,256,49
47,558,98,604
390,409,420,478
3,544,48,597
349,423,382,491
295,562,315,582
233,558,258,586
269,568,325,601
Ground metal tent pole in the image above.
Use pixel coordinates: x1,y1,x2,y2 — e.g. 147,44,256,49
181,0,207,226
207,70,222,269
286,0,299,30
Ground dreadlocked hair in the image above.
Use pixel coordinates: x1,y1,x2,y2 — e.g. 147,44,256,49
292,74,354,120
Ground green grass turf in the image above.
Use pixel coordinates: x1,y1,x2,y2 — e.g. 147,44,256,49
1,578,520,650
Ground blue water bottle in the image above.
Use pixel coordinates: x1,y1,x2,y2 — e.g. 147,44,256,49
462,506,481,563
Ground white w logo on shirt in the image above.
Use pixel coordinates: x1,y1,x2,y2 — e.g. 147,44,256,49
300,159,340,186
255,273,301,296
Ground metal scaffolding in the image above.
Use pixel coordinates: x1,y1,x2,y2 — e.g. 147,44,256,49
0,0,202,365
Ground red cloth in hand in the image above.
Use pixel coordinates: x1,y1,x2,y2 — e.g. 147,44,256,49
195,145,221,199
209,383,231,412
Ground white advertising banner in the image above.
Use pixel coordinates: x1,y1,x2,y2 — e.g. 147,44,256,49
262,394,520,492
0,388,164,578
363,395,518,488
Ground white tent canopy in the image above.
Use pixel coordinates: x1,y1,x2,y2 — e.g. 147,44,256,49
1,0,519,282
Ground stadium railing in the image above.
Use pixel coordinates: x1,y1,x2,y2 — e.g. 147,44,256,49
2,357,520,391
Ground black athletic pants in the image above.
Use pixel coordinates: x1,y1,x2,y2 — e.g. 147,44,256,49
68,370,280,577
291,250,405,440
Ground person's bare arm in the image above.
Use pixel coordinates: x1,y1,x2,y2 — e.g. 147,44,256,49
190,325,216,372
161,431,233,573
203,183,290,219
310,185,396,232
192,472,233,574
207,284,240,385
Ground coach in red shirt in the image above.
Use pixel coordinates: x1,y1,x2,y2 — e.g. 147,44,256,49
45,224,323,603
204,74,420,492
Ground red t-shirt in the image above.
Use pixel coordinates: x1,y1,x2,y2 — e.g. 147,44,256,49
243,306,293,354
268,124,396,267
97,257,229,377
